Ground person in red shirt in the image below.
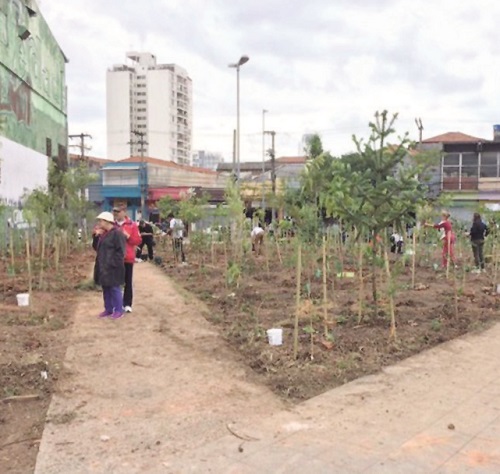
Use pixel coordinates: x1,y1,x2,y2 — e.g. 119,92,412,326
113,205,142,312
425,210,455,268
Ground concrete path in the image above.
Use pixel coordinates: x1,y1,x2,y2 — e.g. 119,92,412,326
35,263,500,473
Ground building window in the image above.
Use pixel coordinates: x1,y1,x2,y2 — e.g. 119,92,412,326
442,152,478,190
480,152,499,178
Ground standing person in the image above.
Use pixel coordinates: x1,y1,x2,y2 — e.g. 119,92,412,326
251,222,265,255
470,212,488,273
425,210,456,268
169,214,186,264
390,231,404,254
92,212,126,319
136,220,155,261
113,205,142,313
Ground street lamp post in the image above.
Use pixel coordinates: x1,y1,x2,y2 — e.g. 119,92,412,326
228,55,249,183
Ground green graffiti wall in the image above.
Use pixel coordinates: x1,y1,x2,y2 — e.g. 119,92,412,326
0,0,67,156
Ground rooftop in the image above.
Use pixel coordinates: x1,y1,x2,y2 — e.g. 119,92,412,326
118,157,217,175
422,132,489,144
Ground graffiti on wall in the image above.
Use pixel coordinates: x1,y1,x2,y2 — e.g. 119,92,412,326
0,0,67,155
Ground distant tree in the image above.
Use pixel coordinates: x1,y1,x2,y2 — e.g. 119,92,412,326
304,133,324,160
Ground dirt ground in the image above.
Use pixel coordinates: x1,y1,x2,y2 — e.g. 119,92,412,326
0,249,94,473
3,237,500,472
157,237,500,403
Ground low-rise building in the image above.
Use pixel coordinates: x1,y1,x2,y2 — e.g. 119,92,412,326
420,129,500,220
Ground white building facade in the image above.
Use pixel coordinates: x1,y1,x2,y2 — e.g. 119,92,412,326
192,150,224,171
107,52,192,165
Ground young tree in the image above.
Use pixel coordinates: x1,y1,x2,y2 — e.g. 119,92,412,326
322,111,435,312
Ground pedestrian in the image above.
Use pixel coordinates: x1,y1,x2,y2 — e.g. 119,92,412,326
113,205,142,313
136,219,155,261
390,231,404,254
469,212,489,273
169,214,186,264
92,212,126,319
251,222,265,255
425,210,456,268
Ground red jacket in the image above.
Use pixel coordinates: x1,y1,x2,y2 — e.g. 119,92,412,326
115,217,142,263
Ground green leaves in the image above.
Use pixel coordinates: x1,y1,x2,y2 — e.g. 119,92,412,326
322,111,430,237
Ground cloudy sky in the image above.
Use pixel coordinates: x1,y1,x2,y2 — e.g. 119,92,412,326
40,0,500,162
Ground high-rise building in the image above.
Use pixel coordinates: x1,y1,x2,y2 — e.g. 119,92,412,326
106,52,192,165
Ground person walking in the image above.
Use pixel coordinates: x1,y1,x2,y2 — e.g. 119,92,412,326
136,219,155,261
113,205,142,313
92,212,126,319
169,214,186,264
470,212,489,273
425,210,456,268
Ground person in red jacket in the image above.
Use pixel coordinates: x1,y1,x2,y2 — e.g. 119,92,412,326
425,210,456,268
113,205,142,313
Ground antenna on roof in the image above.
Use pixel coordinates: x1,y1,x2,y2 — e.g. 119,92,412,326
415,118,424,144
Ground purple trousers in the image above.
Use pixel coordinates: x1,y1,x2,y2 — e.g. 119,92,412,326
102,286,123,313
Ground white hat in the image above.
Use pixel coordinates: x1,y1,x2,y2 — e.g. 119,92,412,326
96,211,115,223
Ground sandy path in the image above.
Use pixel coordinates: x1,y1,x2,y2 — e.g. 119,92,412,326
34,263,283,473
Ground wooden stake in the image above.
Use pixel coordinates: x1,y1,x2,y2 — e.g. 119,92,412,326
411,228,417,289
358,238,364,324
25,230,32,295
293,243,302,360
9,225,15,272
322,236,329,337
384,247,397,340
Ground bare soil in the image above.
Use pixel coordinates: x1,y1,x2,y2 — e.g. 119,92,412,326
3,237,500,472
0,249,94,473
157,238,500,403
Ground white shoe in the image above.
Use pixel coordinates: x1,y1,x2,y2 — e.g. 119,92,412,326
135,258,142,263
471,268,481,274
124,306,132,313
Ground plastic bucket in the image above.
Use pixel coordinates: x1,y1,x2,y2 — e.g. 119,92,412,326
16,293,30,306
267,328,283,346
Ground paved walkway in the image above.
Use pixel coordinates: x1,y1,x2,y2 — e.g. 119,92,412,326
35,263,500,473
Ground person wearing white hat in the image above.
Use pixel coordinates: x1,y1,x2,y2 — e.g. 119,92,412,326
93,212,127,319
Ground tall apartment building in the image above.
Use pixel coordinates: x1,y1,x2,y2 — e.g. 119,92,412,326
106,52,192,165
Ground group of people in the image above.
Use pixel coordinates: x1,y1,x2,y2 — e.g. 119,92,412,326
425,210,489,272
393,210,489,271
92,205,187,319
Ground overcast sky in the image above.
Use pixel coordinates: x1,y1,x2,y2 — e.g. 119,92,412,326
39,0,500,162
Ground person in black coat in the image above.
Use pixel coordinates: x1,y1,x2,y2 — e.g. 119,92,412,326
136,220,155,261
93,212,126,319
470,212,489,273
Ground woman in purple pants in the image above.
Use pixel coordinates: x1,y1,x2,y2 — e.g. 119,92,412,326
93,212,126,319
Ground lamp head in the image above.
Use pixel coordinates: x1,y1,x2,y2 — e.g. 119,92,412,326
238,55,249,66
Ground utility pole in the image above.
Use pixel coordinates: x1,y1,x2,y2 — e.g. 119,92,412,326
69,133,92,162
415,118,424,144
128,130,148,219
264,130,276,221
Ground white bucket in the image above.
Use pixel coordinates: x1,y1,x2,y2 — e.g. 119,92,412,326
497,284,500,295
16,293,30,306
267,328,283,346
